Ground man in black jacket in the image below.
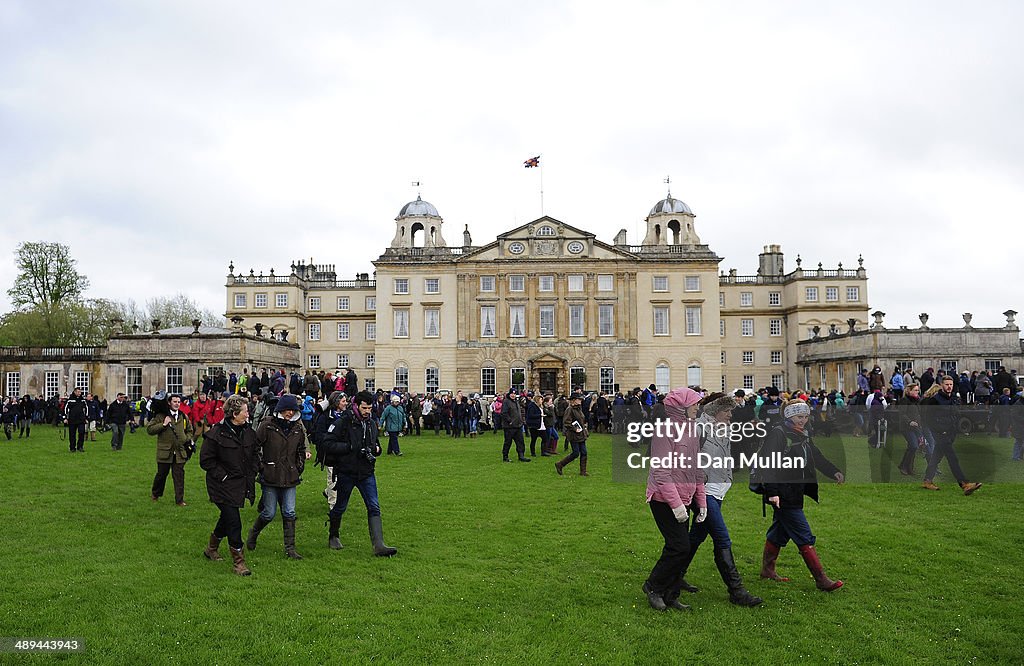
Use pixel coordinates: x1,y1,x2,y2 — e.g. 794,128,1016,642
322,391,396,556
501,388,530,463
921,376,982,495
107,393,132,451
64,388,88,452
344,368,358,397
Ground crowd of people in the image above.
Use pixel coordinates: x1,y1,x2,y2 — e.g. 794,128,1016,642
9,359,1018,592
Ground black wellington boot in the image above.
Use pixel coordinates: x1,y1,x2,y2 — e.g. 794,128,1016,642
328,514,343,550
245,514,271,551
714,547,763,606
368,515,397,557
283,517,303,560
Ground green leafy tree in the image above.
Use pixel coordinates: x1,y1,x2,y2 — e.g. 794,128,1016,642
1,243,223,344
2,242,90,345
7,241,89,310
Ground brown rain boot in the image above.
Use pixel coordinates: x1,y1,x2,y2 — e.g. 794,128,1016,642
579,455,589,477
798,544,843,591
230,547,252,576
760,540,790,581
203,533,224,561
554,455,573,475
960,481,982,496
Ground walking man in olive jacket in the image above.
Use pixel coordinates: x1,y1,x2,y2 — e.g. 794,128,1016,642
148,393,195,506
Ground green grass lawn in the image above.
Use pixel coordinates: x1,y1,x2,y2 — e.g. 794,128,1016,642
2,426,1023,664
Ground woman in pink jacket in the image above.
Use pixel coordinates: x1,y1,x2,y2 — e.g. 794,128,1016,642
643,387,707,611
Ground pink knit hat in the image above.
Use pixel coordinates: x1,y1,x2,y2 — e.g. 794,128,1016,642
663,386,702,409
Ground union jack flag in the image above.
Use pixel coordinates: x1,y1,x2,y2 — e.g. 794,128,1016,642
523,156,540,168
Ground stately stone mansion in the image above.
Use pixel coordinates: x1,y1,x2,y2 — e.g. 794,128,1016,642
3,193,1021,401
223,192,871,396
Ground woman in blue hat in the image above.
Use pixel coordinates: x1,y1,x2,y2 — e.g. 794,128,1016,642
246,393,308,559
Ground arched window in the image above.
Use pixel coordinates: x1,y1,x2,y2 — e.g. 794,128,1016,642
394,365,409,391
411,222,424,247
537,225,555,236
687,363,702,388
425,366,439,393
655,363,670,393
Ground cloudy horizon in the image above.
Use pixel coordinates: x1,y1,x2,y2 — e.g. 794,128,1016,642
2,0,1021,330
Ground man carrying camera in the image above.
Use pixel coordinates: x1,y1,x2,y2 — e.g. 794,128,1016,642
322,390,397,556
147,392,195,506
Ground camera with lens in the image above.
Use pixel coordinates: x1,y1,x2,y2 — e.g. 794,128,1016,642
150,390,171,418
359,446,377,463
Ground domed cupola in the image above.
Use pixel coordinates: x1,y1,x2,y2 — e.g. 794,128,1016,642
649,197,693,216
392,195,447,249
642,188,700,246
397,195,440,219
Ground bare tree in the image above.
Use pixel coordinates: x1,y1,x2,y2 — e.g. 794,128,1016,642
144,293,225,329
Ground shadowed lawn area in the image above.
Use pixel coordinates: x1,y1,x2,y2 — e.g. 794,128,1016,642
2,427,1022,664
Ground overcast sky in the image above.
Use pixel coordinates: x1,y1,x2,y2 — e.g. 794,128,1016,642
1,0,1022,329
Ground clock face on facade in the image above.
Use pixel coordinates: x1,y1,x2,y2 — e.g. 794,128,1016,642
566,241,585,254
508,241,525,255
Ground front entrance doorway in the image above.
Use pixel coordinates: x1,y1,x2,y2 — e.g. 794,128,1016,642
539,370,558,394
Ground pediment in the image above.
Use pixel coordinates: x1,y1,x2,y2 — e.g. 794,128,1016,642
457,216,638,262
529,352,567,365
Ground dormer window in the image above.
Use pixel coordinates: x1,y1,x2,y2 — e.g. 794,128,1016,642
537,225,555,236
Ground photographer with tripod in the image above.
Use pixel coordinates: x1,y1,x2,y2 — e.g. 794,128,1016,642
321,390,397,557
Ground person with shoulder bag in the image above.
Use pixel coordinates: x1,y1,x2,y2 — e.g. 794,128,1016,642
758,399,845,591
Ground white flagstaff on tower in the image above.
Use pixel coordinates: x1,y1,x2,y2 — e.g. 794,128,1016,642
523,155,542,216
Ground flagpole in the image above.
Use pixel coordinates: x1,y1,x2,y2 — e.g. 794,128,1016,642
539,160,544,216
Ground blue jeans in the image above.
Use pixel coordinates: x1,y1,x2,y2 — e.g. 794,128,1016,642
921,427,936,456
259,485,297,521
766,507,815,548
329,473,381,518
563,439,588,462
688,495,732,551
901,430,921,455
